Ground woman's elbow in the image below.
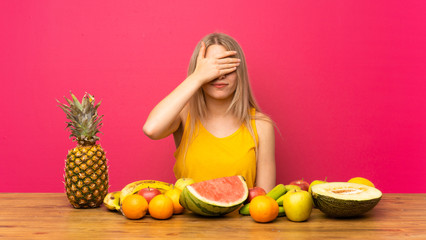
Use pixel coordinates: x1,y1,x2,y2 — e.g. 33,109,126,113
143,122,160,140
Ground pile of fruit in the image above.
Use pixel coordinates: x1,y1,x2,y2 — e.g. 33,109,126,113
104,178,195,220
239,183,313,223
103,175,382,223
239,177,382,222
238,176,382,222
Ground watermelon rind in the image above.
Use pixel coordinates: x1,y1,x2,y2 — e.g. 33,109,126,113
179,175,248,216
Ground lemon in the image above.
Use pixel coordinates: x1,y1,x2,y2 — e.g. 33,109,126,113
348,177,375,188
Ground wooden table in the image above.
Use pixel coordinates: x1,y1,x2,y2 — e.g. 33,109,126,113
0,193,425,239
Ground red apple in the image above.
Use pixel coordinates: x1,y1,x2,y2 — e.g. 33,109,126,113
138,187,161,203
245,187,267,204
289,179,310,191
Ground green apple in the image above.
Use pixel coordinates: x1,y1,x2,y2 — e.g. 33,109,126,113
282,189,313,222
277,185,301,206
174,178,195,191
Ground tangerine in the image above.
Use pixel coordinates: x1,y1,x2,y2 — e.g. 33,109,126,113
121,194,148,220
149,194,174,220
165,188,185,214
249,195,279,223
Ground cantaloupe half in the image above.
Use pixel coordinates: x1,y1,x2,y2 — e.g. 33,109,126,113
311,182,382,218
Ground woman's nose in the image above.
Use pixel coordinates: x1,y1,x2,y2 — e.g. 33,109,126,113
219,75,226,80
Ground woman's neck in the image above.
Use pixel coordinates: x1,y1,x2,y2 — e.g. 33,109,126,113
202,95,241,137
204,96,233,117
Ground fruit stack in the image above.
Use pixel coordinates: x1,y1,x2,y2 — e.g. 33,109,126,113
239,182,313,223
104,176,382,223
239,177,382,223
103,179,193,220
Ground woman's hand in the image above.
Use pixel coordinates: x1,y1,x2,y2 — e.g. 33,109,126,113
191,41,241,84
143,42,241,140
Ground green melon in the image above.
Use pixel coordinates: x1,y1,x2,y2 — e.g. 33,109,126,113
179,175,248,216
311,182,382,218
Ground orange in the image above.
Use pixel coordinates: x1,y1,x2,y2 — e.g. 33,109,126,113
249,195,279,223
148,194,174,220
165,188,185,214
121,194,148,220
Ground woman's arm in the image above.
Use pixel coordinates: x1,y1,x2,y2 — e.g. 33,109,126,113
143,42,240,140
255,116,276,192
143,74,203,140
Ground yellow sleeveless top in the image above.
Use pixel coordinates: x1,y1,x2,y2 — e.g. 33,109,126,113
173,109,258,188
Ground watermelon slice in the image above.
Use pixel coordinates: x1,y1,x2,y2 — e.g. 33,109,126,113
179,175,248,216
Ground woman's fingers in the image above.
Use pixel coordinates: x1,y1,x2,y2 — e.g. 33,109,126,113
220,67,238,75
217,62,240,70
217,57,241,64
193,44,241,83
197,41,206,61
216,50,238,59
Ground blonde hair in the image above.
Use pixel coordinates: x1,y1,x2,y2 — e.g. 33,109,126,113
182,33,266,162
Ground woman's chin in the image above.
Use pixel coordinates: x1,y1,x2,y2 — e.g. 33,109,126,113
204,92,234,101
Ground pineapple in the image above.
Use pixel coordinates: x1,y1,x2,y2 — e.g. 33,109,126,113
58,93,109,208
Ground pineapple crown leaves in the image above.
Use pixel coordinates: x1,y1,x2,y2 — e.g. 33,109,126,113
57,92,104,145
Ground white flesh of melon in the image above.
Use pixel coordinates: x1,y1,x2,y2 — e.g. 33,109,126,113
312,182,382,200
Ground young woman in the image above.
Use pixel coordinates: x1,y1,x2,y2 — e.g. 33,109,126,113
143,33,276,192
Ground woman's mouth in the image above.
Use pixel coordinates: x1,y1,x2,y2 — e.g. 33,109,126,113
211,83,228,88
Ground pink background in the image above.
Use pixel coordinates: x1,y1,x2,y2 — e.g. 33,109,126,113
1,1,425,193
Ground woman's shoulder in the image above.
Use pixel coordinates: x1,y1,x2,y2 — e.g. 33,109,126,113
253,110,273,124
253,111,275,137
